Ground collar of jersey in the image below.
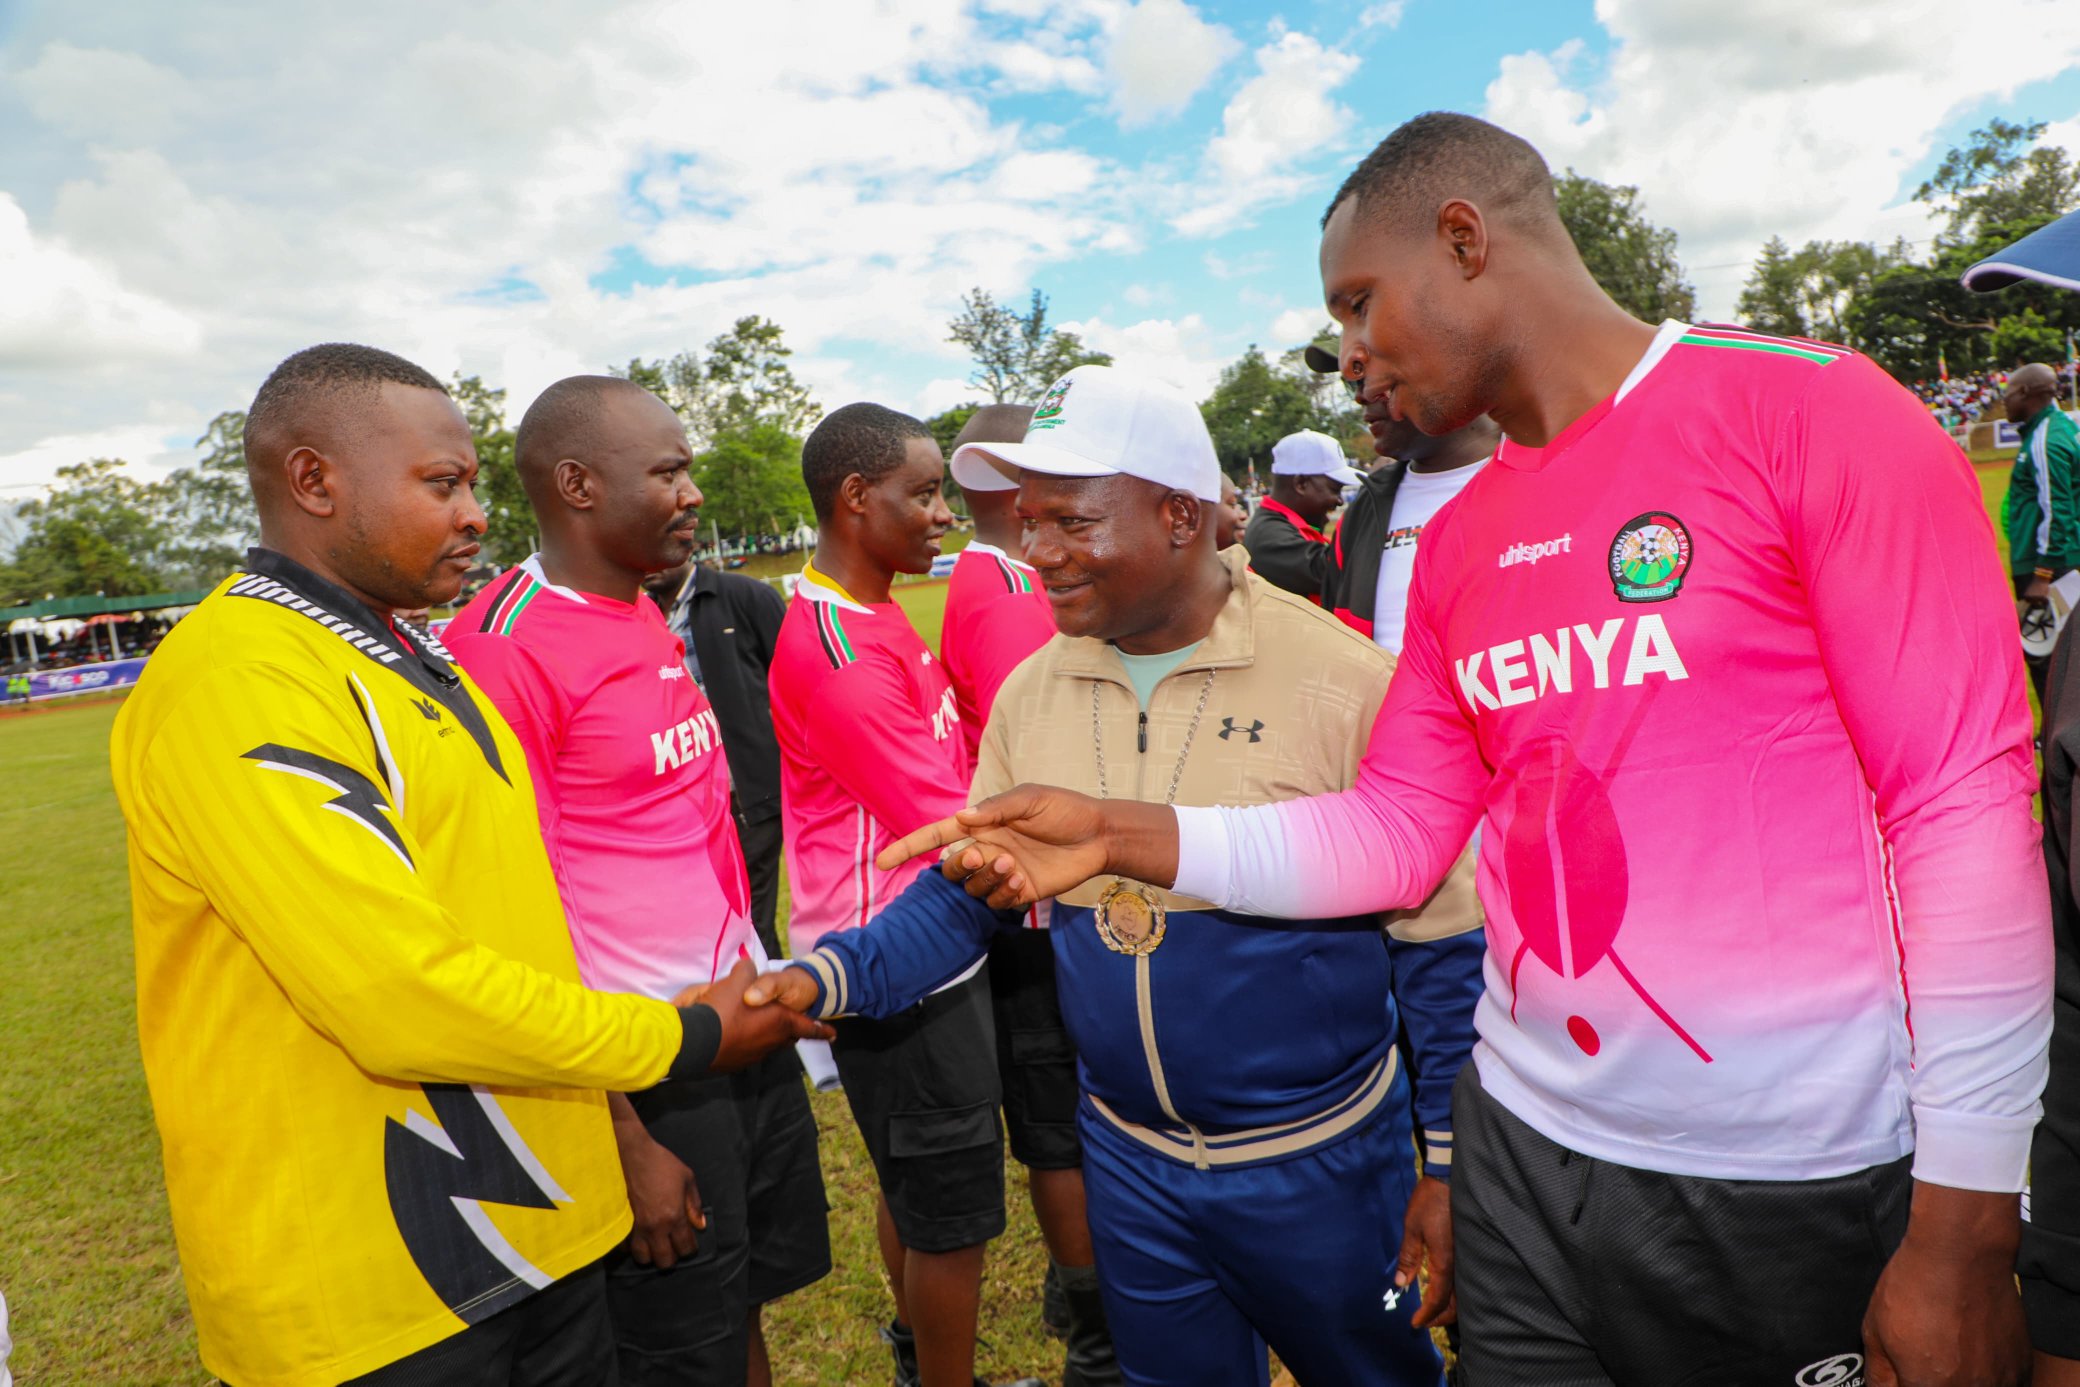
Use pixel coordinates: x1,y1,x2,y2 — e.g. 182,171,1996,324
1495,318,1687,474
1256,496,1329,544
518,553,592,604
241,548,460,684
960,540,1039,574
796,558,874,614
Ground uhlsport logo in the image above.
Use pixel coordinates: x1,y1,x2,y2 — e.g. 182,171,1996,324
1607,511,1692,603
1792,1353,1863,1387
1030,377,1073,431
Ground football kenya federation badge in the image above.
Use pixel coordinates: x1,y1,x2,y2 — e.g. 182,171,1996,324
1607,511,1693,603
1094,879,1167,956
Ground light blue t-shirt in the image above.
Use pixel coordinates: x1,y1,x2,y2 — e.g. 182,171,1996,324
1113,642,1202,709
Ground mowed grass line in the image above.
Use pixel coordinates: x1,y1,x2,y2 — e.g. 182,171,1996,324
0,582,1065,1385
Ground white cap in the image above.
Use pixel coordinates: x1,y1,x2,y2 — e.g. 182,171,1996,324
1271,429,1363,485
949,365,1223,501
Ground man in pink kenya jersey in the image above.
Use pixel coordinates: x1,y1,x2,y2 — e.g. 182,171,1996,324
771,402,1038,1387
449,378,831,1387
943,403,1120,1386
892,114,2053,1387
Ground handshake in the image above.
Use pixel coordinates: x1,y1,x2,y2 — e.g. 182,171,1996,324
670,958,828,1073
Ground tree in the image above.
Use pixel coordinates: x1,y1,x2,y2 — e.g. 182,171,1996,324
925,404,981,460
1199,347,1322,479
1556,171,1697,323
1917,119,2080,246
449,375,533,567
690,424,810,541
947,289,1113,404
154,411,257,589
0,459,172,604
616,317,820,448
1989,308,2069,369
1735,238,1900,348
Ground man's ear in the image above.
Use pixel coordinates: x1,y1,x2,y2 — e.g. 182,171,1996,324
1438,197,1489,280
838,471,870,517
281,445,338,519
1168,491,1206,547
554,458,595,510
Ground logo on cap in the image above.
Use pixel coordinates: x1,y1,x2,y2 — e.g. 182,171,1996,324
1031,377,1072,432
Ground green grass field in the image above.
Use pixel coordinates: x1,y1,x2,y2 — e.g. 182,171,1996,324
0,470,2025,1383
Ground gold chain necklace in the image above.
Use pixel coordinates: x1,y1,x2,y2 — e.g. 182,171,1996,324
1089,669,1216,956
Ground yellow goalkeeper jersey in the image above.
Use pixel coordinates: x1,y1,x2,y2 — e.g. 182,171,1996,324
110,551,692,1387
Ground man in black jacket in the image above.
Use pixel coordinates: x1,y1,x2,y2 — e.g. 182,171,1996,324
1239,429,1357,600
647,561,789,958
1304,341,1497,648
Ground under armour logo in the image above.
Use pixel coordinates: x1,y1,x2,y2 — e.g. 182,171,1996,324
1218,717,1263,742
411,697,442,722
1381,1285,1403,1312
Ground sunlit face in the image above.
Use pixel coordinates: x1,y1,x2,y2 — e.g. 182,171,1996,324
1319,197,1506,438
859,437,955,575
330,384,486,608
1018,472,1196,643
579,389,705,577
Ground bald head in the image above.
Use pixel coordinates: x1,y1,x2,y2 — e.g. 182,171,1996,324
515,375,671,508
2007,362,2061,424
952,404,1034,452
1323,111,1564,244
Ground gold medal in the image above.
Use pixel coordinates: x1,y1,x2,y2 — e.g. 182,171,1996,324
1095,879,1166,956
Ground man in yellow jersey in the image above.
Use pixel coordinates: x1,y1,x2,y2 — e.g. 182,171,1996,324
109,343,828,1387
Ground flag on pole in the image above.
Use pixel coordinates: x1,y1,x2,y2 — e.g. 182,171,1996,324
1938,347,1948,382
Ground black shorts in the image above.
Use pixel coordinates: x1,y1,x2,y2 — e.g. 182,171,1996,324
343,1257,617,1386
1451,1063,1910,1387
988,927,1083,1171
604,1049,830,1385
832,965,1007,1253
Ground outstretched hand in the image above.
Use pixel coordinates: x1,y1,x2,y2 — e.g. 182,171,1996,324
875,784,1138,909
680,958,833,1073
742,968,820,1012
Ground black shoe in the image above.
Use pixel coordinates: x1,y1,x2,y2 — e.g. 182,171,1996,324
1041,1260,1068,1340
1056,1263,1123,1387
882,1320,921,1387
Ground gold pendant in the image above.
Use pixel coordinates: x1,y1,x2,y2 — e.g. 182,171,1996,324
1094,880,1166,956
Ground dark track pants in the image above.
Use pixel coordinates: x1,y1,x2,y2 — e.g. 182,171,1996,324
1079,1098,1443,1387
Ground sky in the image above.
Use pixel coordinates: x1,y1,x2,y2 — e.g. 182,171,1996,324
3,0,2080,496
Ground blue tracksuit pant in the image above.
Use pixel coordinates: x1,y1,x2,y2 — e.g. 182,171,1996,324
1079,1100,1446,1387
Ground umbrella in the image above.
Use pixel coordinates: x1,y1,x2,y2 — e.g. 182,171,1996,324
1962,207,2080,293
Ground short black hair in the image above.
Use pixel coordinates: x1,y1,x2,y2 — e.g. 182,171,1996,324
1323,111,1557,235
245,343,447,468
514,375,662,501
802,402,935,521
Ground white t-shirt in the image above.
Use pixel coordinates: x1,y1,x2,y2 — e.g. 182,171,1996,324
1371,460,1487,654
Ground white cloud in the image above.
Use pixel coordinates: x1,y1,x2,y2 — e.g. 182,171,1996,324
0,0,1146,483
1061,313,1227,397
1172,29,1361,236
1107,0,1239,126
1359,2,1407,29
15,41,196,144
0,193,203,369
1270,307,1325,344
0,420,201,495
1483,0,2080,318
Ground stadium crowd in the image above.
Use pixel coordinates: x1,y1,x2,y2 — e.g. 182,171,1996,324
85,110,2080,1387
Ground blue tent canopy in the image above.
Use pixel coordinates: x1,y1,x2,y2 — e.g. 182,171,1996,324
1963,207,2080,293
